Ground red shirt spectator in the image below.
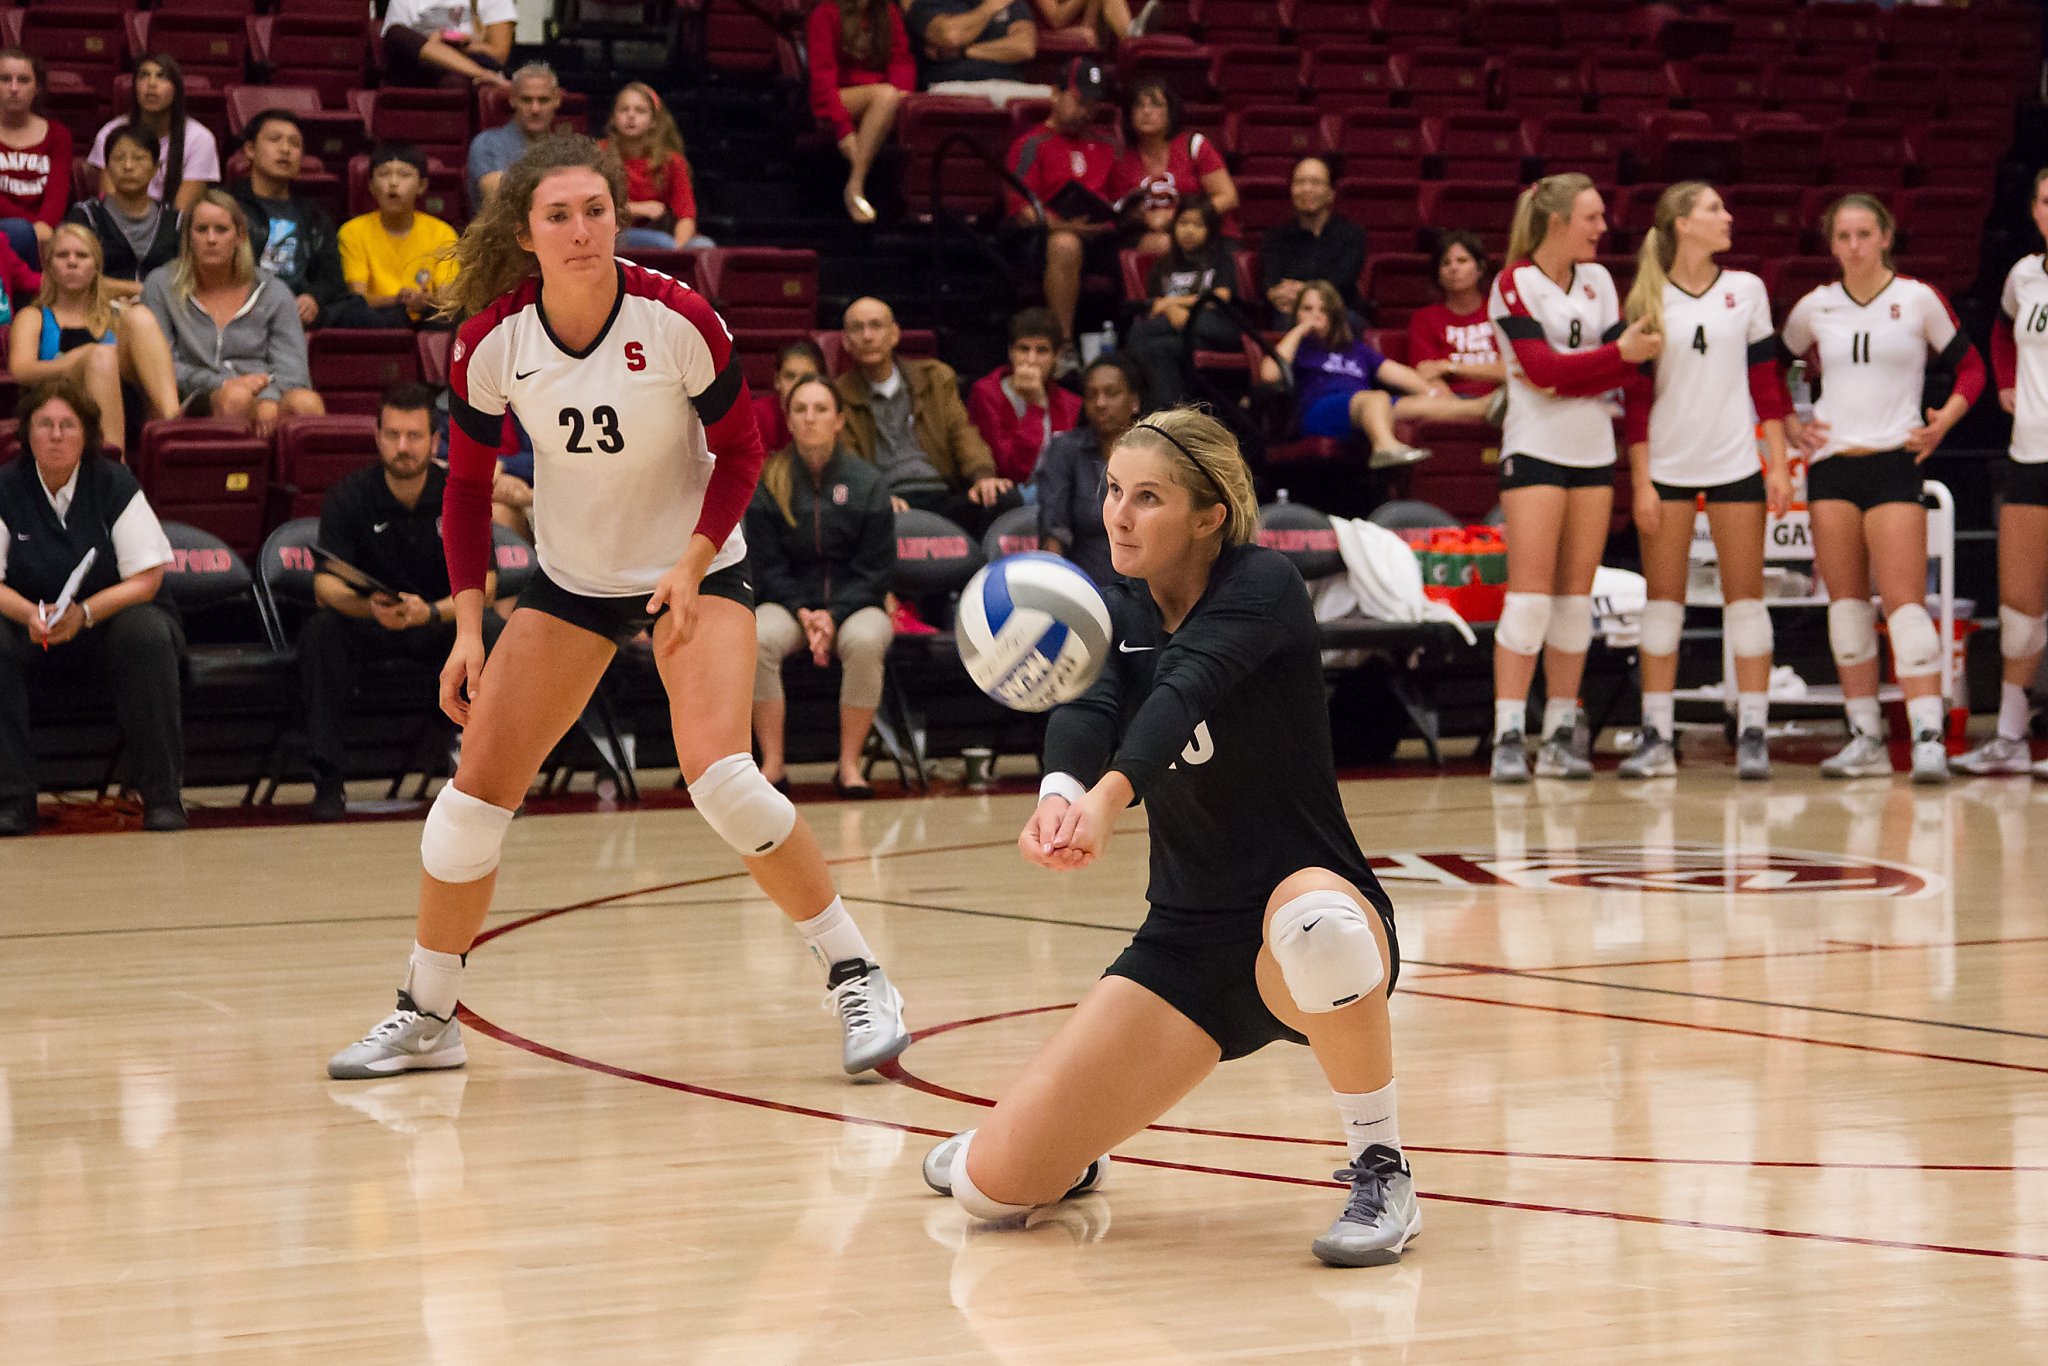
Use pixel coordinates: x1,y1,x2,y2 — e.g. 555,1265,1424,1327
1108,132,1237,239
968,366,1081,484
0,233,45,365
0,119,72,231
753,390,791,452
1407,301,1501,399
807,2,916,143
617,151,696,228
1006,123,1117,219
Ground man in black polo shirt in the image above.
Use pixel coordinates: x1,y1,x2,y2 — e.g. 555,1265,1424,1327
300,383,500,821
1258,156,1368,326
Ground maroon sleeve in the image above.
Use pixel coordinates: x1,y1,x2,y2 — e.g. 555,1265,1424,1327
657,280,766,549
1994,317,2019,391
807,5,856,143
1406,305,1450,366
666,154,697,224
1494,272,1633,396
1621,367,1654,446
443,310,517,597
37,124,72,227
1747,352,1792,422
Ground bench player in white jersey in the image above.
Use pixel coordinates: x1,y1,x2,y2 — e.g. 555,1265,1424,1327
1616,182,1794,781
1780,192,1985,783
328,135,911,1081
1487,173,1662,783
1955,169,2048,777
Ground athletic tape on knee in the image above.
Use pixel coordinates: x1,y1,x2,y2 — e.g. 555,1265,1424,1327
1724,598,1774,659
2000,605,2048,661
1638,599,1686,658
950,1134,1036,1222
687,752,797,856
1886,603,1942,678
1545,595,1594,653
419,783,516,884
1495,591,1551,656
1269,890,1386,1015
1827,598,1879,668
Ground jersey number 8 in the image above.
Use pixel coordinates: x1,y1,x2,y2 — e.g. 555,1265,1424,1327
560,405,624,454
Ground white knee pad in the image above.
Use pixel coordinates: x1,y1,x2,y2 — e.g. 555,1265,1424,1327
1495,591,1551,656
1827,598,1879,668
1887,602,1942,678
2000,604,2048,660
1638,599,1686,658
1724,598,1774,660
419,783,516,883
1269,889,1386,1014
687,752,797,856
949,1134,1035,1222
1545,595,1594,653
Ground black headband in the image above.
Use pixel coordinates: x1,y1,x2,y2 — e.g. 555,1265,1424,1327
1132,420,1232,509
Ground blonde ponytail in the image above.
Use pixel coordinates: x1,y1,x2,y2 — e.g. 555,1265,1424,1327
1506,173,1595,264
1624,180,1710,337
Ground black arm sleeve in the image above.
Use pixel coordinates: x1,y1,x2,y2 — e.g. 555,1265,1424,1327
1042,619,1124,787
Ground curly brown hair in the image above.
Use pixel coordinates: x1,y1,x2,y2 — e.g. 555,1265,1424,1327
437,133,628,320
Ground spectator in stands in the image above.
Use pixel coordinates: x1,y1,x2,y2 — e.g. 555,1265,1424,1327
747,377,897,798
1109,79,1239,255
8,225,181,451
382,0,515,89
299,384,502,823
143,190,325,438
603,84,711,251
468,63,562,210
754,338,828,456
836,295,1019,534
0,50,71,269
1259,156,1365,327
908,0,1048,106
807,0,915,224
1033,353,1141,586
1124,195,1243,409
969,306,1080,491
0,379,186,835
88,55,218,216
337,143,460,329
1032,0,1153,42
1402,229,1507,423
67,126,181,303
1007,59,1118,368
226,111,354,330
1258,280,1435,468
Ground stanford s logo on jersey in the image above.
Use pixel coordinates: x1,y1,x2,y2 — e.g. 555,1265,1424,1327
1583,284,1595,299
1891,304,1902,320
624,341,647,372
1725,292,1737,308
832,484,848,505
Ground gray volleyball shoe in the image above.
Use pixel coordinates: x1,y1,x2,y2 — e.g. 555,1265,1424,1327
1617,730,1677,779
1313,1144,1422,1267
1490,731,1531,784
1820,731,1892,779
1736,727,1772,781
328,991,467,1080
922,1129,1110,1201
1910,734,1952,786
826,958,910,1075
1951,733,2031,776
1534,720,1593,780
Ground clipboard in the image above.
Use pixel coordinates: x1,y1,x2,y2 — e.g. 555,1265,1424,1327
312,545,398,599
1046,181,1118,224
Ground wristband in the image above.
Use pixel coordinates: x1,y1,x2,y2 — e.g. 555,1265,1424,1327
80,601,94,630
1037,772,1086,806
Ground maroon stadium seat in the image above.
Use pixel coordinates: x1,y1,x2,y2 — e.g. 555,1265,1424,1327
134,419,272,559
1896,188,1984,278
1233,175,1298,237
250,13,371,108
1582,53,1677,121
1908,119,2008,191
351,88,472,169
1559,0,1634,50
1722,0,1800,60
733,328,813,391
1425,113,1526,182
1489,50,1584,118
308,331,427,417
1825,120,1912,192
1522,114,1625,182
1224,107,1330,179
1116,37,1218,105
1360,253,1438,332
1799,3,1884,64
1468,1,1562,51
416,330,452,388
1848,62,1947,123
614,246,701,288
1336,178,1426,253
1019,26,1102,90
1686,56,1768,131
272,414,378,523
1292,0,1377,45
225,84,370,167
21,6,126,85
1636,6,1733,61
126,10,249,88
1735,113,1825,187
1720,184,1810,258
1324,109,1427,180
1418,181,1520,260
690,0,793,75
1194,0,1285,47
1883,5,1971,63
696,247,820,330
894,94,1012,223
1301,43,1399,111
1209,44,1303,104
1118,249,1161,303
1763,256,1838,319
1369,0,1463,47
1637,109,1738,185
1770,58,1851,125
1390,48,1490,117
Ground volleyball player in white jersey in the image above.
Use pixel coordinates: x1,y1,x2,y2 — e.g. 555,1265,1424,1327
327,136,910,1081
1487,173,1663,783
1616,182,1793,781
1955,169,2048,777
1781,192,1984,783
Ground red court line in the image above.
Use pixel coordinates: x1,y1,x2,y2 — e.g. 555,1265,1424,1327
1495,933,2048,977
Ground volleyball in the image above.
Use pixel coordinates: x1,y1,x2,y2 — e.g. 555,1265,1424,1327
956,553,1113,712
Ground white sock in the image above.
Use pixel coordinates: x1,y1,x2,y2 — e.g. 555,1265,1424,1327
1845,696,1883,738
1333,1079,1400,1161
1999,682,2032,741
1905,694,1944,740
796,896,874,972
404,944,464,1020
1641,692,1674,738
1542,696,1578,738
1737,691,1769,734
1494,697,1528,740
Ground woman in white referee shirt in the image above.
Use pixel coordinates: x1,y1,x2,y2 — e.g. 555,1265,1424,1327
1617,181,1794,781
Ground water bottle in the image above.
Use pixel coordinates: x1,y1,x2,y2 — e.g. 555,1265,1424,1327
1097,320,1117,355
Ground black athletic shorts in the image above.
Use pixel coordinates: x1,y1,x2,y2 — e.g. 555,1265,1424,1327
517,563,755,647
2000,457,2048,508
1652,470,1766,504
1104,898,1401,1062
1499,453,1614,491
1804,448,1924,510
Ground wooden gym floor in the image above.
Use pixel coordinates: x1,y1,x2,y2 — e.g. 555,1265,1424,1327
3,768,2045,1363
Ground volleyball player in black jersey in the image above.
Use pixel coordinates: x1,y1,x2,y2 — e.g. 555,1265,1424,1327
920,407,1416,1268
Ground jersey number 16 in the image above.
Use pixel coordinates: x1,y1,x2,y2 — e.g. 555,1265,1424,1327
560,405,624,454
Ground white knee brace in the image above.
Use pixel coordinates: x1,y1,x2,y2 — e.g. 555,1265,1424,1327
1546,594,1594,653
1269,889,1386,1014
1638,599,1686,658
949,1133,1035,1222
1495,591,1551,656
1724,598,1774,660
1827,598,1879,667
1887,602,1942,678
688,752,797,856
2001,604,2048,660
420,783,517,883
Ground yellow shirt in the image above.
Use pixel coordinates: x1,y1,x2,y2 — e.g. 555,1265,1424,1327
337,211,459,305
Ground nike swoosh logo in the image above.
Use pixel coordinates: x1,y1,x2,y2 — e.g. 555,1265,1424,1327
1302,917,1322,931
515,367,541,380
372,522,390,532
1117,642,1154,653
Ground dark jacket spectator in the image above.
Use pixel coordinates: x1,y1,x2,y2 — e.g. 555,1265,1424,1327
1124,196,1242,407
1258,156,1366,325
227,109,352,329
1032,354,1142,587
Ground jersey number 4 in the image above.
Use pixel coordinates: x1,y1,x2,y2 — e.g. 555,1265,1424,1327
1691,325,1708,355
560,406,623,454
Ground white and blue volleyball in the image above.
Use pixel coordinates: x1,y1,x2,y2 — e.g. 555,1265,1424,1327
957,553,1113,712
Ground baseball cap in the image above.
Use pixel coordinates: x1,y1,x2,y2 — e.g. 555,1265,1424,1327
1060,57,1111,103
